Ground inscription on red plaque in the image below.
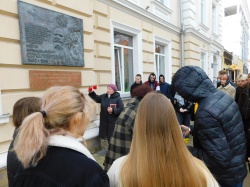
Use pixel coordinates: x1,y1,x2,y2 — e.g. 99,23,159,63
29,70,81,89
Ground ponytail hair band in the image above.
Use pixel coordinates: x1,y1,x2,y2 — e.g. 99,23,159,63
40,110,47,118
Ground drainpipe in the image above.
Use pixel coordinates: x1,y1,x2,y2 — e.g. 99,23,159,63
180,0,185,67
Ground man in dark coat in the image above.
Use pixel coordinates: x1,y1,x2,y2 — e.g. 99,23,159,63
144,73,159,90
172,66,247,187
89,84,124,141
235,74,250,169
130,74,142,96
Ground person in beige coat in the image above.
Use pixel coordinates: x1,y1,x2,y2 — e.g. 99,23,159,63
218,74,236,99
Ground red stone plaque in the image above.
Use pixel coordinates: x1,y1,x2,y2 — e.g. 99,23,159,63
29,70,81,89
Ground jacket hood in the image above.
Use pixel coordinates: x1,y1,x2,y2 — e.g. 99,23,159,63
171,66,216,102
148,73,156,83
159,74,165,84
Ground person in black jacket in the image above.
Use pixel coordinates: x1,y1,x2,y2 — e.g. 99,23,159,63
130,74,142,96
7,97,41,187
12,86,109,187
235,74,250,170
173,92,193,129
172,66,247,187
88,84,124,142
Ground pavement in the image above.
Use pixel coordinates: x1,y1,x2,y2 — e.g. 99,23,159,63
92,136,250,186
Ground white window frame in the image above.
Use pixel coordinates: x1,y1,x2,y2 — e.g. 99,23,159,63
212,3,217,34
157,0,170,7
200,51,208,74
111,21,142,98
127,0,140,5
200,0,207,25
154,36,172,83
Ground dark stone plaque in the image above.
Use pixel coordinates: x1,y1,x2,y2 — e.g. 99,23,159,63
18,1,84,67
29,70,81,89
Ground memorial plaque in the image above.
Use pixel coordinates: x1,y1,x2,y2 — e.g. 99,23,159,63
18,1,84,67
29,70,81,89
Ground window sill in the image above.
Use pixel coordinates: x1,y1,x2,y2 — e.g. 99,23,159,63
211,32,219,39
0,114,10,125
0,151,7,170
199,23,209,32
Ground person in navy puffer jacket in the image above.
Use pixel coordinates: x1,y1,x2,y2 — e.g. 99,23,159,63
172,66,247,187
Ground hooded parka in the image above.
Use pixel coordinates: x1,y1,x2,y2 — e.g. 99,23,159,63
172,66,247,186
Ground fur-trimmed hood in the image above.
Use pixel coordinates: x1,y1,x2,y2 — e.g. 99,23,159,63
49,135,95,161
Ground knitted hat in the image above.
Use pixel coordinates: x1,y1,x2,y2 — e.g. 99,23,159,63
107,84,118,92
237,74,248,81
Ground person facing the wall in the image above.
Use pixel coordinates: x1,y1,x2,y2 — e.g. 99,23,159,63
7,97,41,187
13,86,109,187
108,92,219,187
104,84,153,171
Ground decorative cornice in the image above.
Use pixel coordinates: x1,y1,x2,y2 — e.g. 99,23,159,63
98,0,180,35
185,27,223,50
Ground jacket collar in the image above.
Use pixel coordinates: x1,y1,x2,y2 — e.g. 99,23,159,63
49,135,95,161
221,83,231,89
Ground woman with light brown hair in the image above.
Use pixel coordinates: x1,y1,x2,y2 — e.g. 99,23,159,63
7,97,41,187
108,92,219,187
12,86,109,187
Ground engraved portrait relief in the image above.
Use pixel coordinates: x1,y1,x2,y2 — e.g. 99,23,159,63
18,1,84,67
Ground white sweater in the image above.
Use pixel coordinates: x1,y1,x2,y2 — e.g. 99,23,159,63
108,156,219,187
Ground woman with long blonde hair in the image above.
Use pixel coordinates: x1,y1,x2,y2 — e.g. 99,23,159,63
13,86,109,187
108,92,218,187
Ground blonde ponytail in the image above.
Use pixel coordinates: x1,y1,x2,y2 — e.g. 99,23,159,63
13,86,92,169
14,112,49,168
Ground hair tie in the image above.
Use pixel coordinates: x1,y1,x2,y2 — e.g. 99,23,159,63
40,110,46,118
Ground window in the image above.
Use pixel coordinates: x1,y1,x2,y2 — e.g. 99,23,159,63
157,0,169,7
112,21,142,97
155,44,165,77
212,4,216,33
127,0,140,5
154,36,172,83
200,52,206,70
114,32,134,93
152,0,172,21
201,0,206,24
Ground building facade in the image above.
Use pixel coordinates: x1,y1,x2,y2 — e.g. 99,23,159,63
222,0,250,73
0,0,223,185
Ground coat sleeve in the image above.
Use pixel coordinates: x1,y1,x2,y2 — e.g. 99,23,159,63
113,97,124,116
188,114,233,169
88,91,102,103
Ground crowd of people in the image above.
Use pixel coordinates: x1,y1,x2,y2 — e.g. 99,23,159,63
6,66,250,187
